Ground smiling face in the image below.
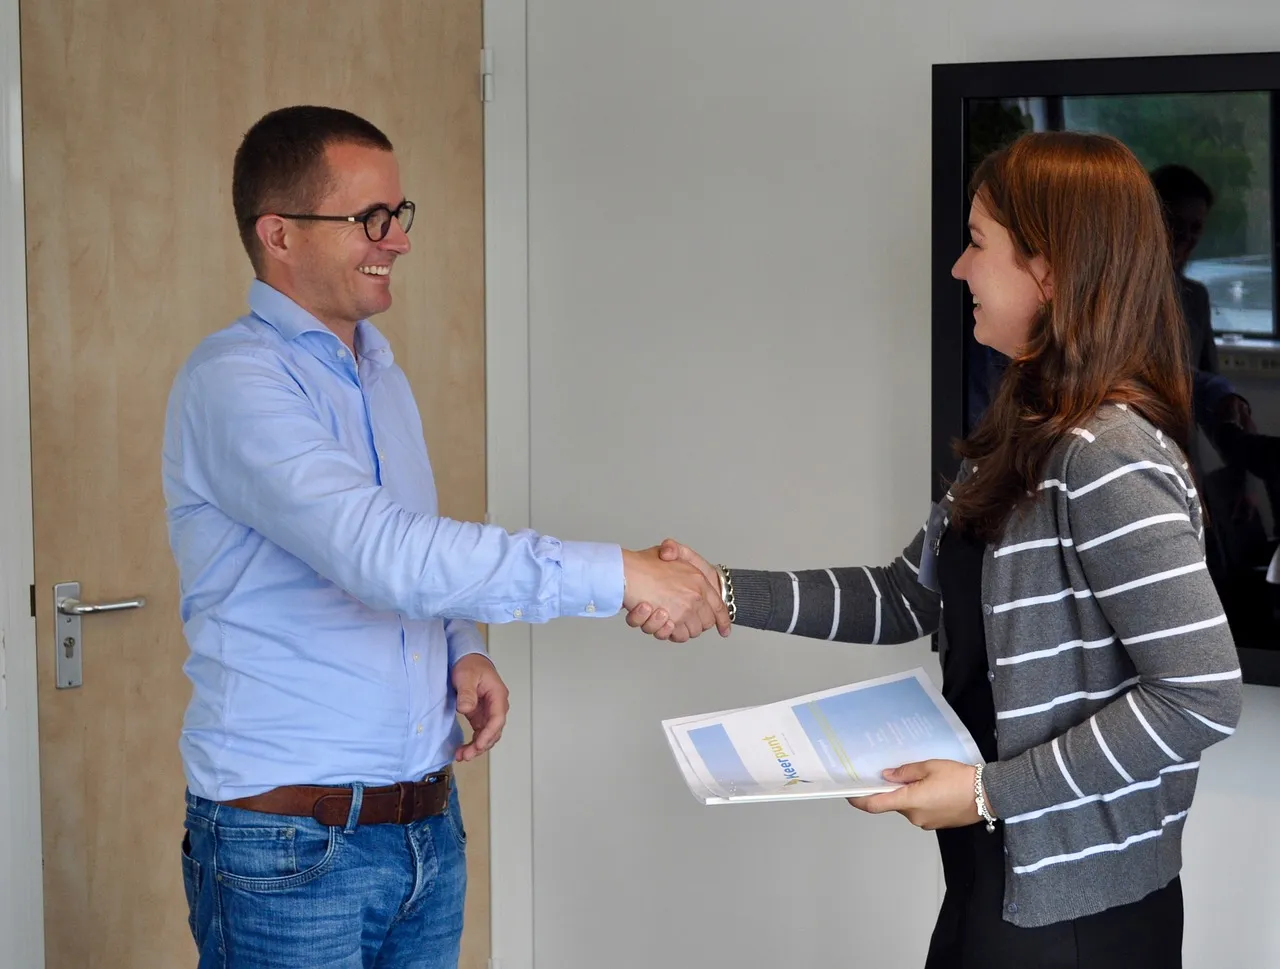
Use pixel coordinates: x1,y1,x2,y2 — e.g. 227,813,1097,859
257,141,411,335
951,192,1051,358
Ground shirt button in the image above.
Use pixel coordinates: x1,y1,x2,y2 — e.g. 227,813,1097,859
416,724,424,735
513,608,523,619
337,348,348,359
413,653,420,663
585,602,596,614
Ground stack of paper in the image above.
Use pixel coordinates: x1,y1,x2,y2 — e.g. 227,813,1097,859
662,667,982,805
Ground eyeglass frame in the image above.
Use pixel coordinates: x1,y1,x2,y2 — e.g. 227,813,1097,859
263,199,416,242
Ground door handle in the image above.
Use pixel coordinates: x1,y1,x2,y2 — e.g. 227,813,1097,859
57,594,146,616
53,582,147,689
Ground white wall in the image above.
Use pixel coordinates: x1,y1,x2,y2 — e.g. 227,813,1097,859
507,3,1280,968
0,0,45,964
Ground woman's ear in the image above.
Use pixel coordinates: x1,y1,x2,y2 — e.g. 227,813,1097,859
1033,255,1052,301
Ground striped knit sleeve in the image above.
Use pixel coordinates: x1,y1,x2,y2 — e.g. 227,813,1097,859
727,525,941,645
982,424,1243,821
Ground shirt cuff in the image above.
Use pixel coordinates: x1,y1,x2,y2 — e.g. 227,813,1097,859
558,540,625,618
446,619,489,668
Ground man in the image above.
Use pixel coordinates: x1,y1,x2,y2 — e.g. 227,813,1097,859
164,105,727,969
1150,163,1265,621
1149,163,1254,445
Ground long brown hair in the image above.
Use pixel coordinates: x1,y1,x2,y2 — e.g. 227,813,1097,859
950,131,1193,541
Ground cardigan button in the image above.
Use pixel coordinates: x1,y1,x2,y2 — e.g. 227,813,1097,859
982,603,992,615
1007,903,1018,915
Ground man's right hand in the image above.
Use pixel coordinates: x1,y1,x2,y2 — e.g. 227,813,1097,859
621,545,731,643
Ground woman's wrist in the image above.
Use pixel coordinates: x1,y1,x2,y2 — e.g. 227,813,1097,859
714,564,737,623
973,762,998,833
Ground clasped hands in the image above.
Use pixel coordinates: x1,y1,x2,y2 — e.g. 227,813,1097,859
625,539,990,831
621,542,732,643
449,539,724,762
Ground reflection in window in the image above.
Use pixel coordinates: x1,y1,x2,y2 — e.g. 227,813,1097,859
962,93,1280,655
967,92,1273,336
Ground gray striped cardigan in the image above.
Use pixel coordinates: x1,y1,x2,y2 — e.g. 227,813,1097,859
728,404,1242,927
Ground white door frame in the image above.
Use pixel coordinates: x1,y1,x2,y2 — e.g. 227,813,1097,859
483,2,536,967
0,0,47,964
0,1,535,966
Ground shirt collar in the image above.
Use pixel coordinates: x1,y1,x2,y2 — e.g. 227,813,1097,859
247,279,395,372
248,279,329,341
355,319,394,371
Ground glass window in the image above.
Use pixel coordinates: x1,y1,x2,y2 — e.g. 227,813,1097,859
967,93,1274,336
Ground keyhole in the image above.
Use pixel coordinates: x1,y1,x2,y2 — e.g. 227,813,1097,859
63,637,76,658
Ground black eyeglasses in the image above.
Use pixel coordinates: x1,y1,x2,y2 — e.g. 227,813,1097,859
268,200,415,242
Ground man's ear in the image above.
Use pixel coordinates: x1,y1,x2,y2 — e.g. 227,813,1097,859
256,215,291,263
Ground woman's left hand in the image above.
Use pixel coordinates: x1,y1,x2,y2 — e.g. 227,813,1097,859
847,759,984,830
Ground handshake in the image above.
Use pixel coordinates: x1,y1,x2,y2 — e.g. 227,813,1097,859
621,540,731,642
455,537,729,762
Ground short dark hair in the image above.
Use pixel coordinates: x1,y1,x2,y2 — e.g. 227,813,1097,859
1150,163,1215,210
232,105,394,272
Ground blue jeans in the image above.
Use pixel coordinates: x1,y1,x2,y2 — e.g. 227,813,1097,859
181,784,467,969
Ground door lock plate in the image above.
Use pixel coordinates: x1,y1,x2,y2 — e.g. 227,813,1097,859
54,581,82,689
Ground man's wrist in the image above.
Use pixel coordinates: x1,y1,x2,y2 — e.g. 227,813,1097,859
449,644,492,669
561,540,626,616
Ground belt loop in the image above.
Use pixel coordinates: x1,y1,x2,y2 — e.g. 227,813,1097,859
344,782,365,834
396,781,412,824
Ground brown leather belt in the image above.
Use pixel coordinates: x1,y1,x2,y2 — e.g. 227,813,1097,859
222,766,453,826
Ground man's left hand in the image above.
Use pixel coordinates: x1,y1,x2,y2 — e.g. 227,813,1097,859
847,759,984,831
452,654,510,762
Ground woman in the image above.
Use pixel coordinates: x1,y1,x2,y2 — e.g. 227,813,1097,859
627,131,1242,969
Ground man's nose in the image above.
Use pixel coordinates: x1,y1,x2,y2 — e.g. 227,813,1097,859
380,222,411,254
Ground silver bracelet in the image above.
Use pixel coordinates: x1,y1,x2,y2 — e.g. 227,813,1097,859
974,763,997,834
715,565,737,623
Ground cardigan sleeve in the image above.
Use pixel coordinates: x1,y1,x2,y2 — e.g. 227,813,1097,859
726,521,941,645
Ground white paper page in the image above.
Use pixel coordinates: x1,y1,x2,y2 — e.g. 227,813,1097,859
663,668,983,805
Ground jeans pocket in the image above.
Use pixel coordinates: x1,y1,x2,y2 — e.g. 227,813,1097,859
181,829,202,944
214,810,340,893
444,789,467,852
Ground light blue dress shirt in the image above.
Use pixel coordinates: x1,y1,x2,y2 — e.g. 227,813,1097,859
163,281,624,801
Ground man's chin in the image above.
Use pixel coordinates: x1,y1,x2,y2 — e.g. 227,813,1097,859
356,293,394,320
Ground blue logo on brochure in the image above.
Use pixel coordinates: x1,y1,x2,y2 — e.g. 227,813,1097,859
763,735,808,786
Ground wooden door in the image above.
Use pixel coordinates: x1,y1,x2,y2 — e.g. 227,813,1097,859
20,2,489,966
